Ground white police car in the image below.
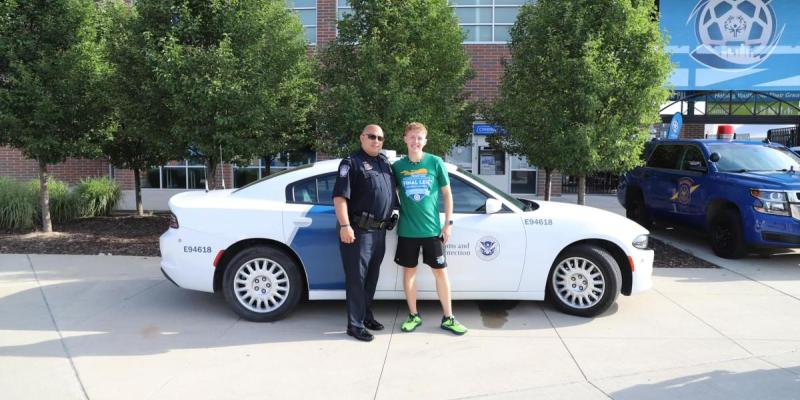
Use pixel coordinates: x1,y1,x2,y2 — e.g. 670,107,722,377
160,159,653,321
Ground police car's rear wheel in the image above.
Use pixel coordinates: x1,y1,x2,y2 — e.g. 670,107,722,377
546,245,621,317
222,245,302,322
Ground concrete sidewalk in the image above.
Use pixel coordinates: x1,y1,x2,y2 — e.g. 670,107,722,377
1,252,799,400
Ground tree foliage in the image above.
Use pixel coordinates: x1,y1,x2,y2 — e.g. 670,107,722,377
489,0,672,201
0,0,112,231
99,1,185,214
134,0,317,188
318,0,474,156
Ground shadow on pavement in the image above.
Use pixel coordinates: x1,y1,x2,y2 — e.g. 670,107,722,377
610,367,800,400
0,277,609,358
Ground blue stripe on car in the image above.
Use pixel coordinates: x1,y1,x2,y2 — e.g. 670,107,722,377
289,205,345,290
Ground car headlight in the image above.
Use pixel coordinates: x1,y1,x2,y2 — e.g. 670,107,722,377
632,234,649,250
750,189,790,216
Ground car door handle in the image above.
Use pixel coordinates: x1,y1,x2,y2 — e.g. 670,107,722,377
293,217,312,227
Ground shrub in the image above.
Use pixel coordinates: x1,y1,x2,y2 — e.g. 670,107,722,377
0,178,36,230
26,178,82,223
75,177,121,217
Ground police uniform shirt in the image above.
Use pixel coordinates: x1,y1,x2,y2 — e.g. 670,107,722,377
332,150,395,223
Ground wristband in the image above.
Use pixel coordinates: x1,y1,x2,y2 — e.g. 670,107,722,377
340,224,350,228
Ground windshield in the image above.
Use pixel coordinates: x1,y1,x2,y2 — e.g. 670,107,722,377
456,167,526,210
707,144,800,172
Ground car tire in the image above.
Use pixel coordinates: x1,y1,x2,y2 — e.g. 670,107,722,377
222,245,303,322
709,208,747,259
546,244,621,317
625,192,652,229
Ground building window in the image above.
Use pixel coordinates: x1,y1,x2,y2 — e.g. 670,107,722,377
233,152,316,188
141,161,208,190
338,1,522,43
449,0,525,43
510,155,537,194
446,145,473,173
287,0,317,44
337,0,352,20
478,148,505,175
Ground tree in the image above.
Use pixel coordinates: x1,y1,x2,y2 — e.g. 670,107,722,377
489,0,671,203
0,0,112,232
318,0,474,156
136,0,317,189
100,1,185,216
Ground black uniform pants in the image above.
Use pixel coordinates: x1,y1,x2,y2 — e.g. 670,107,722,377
339,227,385,329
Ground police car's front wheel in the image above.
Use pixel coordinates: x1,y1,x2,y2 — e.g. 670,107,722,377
222,245,303,322
546,245,621,317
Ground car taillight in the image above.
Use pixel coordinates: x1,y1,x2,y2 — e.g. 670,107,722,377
169,213,179,229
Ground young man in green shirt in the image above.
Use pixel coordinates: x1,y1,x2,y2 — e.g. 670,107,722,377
392,122,467,335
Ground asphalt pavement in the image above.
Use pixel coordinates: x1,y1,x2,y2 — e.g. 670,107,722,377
1,194,799,400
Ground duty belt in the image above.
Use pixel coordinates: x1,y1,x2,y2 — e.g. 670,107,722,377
352,213,388,230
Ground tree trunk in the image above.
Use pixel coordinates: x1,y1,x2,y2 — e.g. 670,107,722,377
577,175,586,205
543,167,552,201
134,168,144,216
205,156,218,190
38,161,53,233
264,154,272,177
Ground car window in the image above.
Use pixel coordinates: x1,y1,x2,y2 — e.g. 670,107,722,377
681,146,706,171
288,173,336,205
646,144,683,170
316,174,336,206
291,179,317,204
438,176,491,213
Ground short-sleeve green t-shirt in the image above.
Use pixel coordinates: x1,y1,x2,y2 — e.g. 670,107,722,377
392,153,450,238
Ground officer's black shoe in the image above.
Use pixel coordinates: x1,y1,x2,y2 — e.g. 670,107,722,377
364,319,384,331
346,327,374,342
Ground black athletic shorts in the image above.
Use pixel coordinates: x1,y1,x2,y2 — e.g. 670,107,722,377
394,236,447,269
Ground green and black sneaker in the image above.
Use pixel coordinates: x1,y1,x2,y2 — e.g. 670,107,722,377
441,316,468,335
400,313,422,332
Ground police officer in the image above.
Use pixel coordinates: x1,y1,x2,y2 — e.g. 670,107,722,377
333,124,396,342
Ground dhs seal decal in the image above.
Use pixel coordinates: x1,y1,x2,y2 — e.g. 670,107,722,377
476,236,499,261
688,0,784,70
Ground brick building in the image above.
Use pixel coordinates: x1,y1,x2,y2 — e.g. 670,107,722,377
4,0,679,209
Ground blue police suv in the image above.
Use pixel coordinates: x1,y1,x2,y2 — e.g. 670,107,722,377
618,139,800,259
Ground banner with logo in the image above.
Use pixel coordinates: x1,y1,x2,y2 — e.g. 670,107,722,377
661,0,800,91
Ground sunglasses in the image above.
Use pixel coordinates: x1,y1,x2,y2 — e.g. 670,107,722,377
365,133,385,142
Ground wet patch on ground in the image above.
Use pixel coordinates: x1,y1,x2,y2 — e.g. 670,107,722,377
476,300,520,328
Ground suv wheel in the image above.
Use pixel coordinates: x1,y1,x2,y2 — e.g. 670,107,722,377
626,192,652,229
709,209,747,259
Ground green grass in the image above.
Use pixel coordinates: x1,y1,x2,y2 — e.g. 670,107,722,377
0,178,36,230
26,178,81,223
75,177,121,217
1,176,122,230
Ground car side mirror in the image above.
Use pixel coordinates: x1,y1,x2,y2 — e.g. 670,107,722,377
709,152,721,163
485,198,502,214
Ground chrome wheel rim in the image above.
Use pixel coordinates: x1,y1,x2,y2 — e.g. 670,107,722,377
552,256,605,309
234,257,290,313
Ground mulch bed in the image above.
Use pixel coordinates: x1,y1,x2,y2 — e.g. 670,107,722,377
649,237,718,268
0,214,169,257
0,214,719,268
